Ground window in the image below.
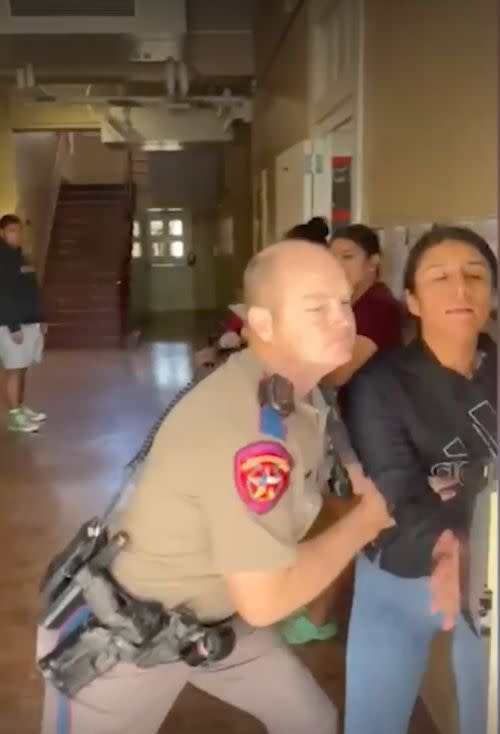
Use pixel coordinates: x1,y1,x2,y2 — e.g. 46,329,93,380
132,219,143,258
170,240,184,258
150,220,164,236
169,219,183,236
151,241,165,258
147,209,190,266
132,241,142,258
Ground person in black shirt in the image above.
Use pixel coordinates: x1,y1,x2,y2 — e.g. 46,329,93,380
343,226,497,734
0,214,47,432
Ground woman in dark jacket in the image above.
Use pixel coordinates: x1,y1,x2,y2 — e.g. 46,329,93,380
343,226,496,734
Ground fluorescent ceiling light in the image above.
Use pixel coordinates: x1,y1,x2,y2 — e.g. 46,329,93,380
142,140,183,151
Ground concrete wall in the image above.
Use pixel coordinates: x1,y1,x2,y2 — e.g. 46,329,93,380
253,1,310,171
363,0,497,226
0,95,18,216
252,0,497,234
14,131,60,263
252,1,310,240
148,148,221,212
219,124,253,306
61,134,127,184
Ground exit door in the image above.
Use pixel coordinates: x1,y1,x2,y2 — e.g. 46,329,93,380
145,209,195,312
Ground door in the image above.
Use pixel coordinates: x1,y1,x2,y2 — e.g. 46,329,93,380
275,140,313,238
311,136,331,221
146,209,195,312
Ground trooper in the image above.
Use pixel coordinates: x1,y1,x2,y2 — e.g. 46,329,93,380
37,240,393,734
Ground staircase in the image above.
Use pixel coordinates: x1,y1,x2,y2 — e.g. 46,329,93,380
43,183,133,348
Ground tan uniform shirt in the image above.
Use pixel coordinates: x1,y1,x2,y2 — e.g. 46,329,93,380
112,349,332,622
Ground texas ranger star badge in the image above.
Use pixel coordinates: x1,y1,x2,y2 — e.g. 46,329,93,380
234,442,292,515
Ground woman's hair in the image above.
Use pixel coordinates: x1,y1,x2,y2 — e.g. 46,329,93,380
403,225,497,292
286,217,329,245
0,213,21,230
330,223,381,257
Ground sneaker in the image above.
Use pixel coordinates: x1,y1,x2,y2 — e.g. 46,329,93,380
279,609,338,645
7,409,39,433
22,406,47,423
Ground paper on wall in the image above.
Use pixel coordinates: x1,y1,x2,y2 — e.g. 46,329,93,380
406,223,433,247
474,219,498,256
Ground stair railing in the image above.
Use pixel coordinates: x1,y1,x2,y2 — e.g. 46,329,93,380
38,131,70,284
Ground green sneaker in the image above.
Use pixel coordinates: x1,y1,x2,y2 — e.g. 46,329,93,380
7,409,39,433
22,406,47,423
279,610,338,645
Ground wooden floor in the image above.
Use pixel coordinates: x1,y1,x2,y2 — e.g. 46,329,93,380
0,328,438,733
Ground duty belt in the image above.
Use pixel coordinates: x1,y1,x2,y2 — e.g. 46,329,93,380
38,368,235,698
38,531,235,698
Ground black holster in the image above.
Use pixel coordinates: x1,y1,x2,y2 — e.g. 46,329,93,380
38,527,235,698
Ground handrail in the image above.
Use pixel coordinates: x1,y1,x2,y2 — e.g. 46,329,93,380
38,131,69,284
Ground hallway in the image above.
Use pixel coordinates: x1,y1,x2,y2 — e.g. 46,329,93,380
0,339,436,733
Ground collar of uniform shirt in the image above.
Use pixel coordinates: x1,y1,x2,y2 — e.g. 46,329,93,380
233,348,330,415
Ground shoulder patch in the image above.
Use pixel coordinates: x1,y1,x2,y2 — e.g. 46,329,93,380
234,442,293,515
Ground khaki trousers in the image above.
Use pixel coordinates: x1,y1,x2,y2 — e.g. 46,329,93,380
38,618,338,734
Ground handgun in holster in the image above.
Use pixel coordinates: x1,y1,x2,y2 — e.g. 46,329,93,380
40,521,124,630
40,517,102,603
40,601,235,698
38,527,235,697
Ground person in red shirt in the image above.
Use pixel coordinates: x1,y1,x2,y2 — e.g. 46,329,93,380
328,224,403,390
193,305,246,369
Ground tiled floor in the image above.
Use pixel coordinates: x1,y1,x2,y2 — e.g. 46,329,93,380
0,330,438,733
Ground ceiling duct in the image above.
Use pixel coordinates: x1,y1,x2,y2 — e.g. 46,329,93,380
9,0,135,16
0,0,186,35
101,106,233,146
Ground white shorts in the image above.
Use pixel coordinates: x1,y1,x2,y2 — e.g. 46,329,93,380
0,323,44,370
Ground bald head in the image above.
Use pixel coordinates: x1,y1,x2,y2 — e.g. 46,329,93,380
243,239,340,309
242,238,355,375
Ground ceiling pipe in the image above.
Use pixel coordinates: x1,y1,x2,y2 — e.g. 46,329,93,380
25,63,35,88
165,57,177,97
177,60,189,97
164,57,190,98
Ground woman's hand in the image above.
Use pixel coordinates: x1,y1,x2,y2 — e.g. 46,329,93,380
430,530,460,630
348,465,396,536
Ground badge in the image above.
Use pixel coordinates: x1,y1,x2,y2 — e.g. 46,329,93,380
234,442,292,515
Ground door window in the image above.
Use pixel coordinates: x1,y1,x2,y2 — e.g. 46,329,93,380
146,210,189,266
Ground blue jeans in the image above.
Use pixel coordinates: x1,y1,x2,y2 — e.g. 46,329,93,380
344,553,487,734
